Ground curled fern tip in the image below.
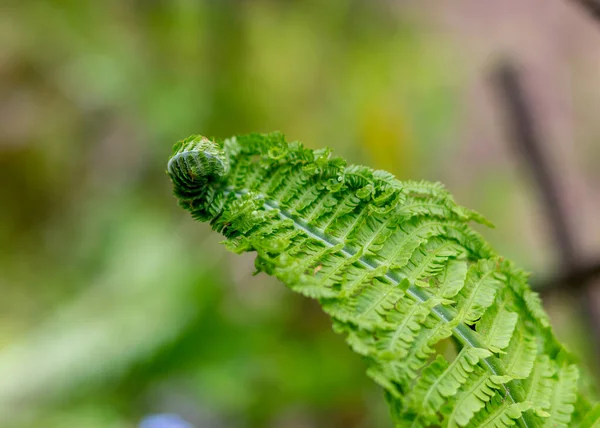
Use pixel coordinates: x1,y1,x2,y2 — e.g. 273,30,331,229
168,135,230,220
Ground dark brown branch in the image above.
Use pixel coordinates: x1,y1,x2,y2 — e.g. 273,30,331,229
491,63,578,267
491,61,600,367
533,259,600,293
572,0,600,23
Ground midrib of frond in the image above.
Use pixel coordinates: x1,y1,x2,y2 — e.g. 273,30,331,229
226,187,535,427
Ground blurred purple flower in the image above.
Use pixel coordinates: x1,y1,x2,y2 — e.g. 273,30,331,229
139,414,195,428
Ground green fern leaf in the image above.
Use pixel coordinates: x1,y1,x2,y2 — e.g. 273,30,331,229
407,347,492,423
476,292,519,354
542,356,579,427
469,395,533,427
446,371,512,427
167,132,597,427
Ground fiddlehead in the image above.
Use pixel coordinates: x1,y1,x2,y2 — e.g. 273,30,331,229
167,132,599,427
167,135,230,221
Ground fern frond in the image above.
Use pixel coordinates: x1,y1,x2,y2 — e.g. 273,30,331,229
167,132,597,427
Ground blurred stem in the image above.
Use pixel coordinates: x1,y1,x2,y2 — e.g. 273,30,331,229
533,260,600,292
491,61,600,370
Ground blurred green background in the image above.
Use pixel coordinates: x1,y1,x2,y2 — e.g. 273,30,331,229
1,1,600,427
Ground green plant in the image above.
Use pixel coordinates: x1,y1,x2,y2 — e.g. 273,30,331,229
167,132,599,427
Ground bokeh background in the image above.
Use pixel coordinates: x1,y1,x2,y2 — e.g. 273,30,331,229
1,1,600,427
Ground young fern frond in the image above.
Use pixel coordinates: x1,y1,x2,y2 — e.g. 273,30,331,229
167,133,598,427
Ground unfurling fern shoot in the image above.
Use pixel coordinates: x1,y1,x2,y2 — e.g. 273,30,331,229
167,133,599,427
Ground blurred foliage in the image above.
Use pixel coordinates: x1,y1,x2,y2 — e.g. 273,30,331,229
0,0,596,427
